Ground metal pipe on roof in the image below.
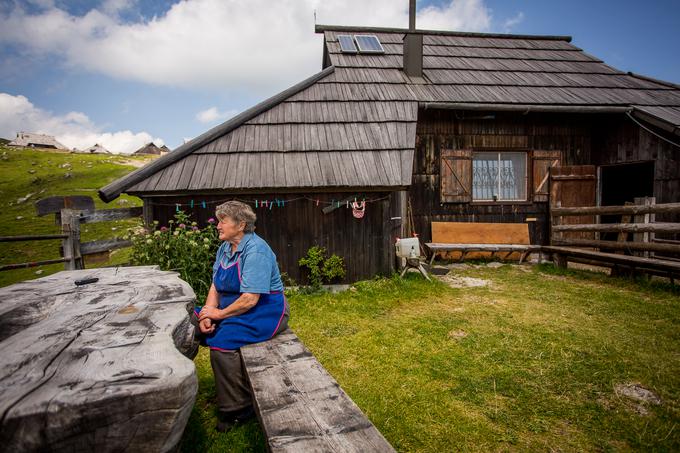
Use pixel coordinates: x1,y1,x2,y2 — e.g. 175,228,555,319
409,0,416,31
421,102,632,114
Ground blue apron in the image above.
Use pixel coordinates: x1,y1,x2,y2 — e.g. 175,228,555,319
195,256,288,351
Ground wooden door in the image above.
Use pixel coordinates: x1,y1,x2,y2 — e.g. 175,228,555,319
550,165,597,242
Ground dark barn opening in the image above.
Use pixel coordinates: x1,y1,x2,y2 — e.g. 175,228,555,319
600,161,655,243
600,161,655,207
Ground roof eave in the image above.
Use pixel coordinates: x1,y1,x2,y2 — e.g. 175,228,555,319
421,102,632,114
315,24,572,42
98,65,336,203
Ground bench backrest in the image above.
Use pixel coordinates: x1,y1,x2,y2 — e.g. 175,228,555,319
432,222,530,245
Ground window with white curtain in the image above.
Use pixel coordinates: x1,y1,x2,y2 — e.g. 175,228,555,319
472,151,527,201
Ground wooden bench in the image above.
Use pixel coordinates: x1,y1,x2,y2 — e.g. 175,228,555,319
427,221,539,264
0,266,199,452
543,245,680,278
241,329,395,453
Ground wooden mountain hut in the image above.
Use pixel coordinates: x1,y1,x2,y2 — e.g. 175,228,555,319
100,18,680,283
9,132,67,150
134,142,165,156
81,143,111,154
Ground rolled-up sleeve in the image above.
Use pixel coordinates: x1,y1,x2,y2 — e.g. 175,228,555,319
239,252,273,293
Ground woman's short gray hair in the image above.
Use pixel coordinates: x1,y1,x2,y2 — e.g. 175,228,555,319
215,201,256,233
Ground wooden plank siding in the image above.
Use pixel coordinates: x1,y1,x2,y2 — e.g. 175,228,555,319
409,109,680,246
146,192,396,283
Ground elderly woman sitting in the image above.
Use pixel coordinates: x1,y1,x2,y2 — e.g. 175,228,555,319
194,200,289,432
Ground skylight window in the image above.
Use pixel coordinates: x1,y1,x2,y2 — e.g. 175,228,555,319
338,34,358,53
354,35,385,53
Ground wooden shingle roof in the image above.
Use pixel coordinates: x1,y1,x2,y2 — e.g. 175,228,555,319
99,25,680,201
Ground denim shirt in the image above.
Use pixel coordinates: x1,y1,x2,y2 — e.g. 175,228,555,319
212,232,284,293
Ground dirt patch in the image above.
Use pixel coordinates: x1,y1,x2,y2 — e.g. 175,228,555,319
614,383,662,415
115,159,148,168
437,274,490,288
448,329,468,339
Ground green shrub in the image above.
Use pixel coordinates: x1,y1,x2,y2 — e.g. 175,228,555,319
298,246,346,288
126,211,220,302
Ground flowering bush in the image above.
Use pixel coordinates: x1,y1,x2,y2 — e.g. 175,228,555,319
126,210,220,302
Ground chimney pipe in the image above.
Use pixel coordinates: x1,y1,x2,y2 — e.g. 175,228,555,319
403,0,423,78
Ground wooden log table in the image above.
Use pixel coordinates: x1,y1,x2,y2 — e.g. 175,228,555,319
0,266,199,452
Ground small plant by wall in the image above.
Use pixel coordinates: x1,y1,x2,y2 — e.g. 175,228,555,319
298,245,346,289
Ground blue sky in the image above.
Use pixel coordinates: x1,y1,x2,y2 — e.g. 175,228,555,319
1,0,679,153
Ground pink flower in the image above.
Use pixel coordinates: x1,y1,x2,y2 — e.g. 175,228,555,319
192,226,199,231
208,218,215,224
178,223,186,229
160,226,168,232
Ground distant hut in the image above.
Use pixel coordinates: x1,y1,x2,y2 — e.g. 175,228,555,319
9,132,67,150
134,143,165,156
82,143,111,154
159,145,171,155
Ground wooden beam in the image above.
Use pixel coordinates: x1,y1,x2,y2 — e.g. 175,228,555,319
551,239,680,254
552,223,680,234
542,246,680,274
0,257,68,272
0,234,68,242
551,202,680,216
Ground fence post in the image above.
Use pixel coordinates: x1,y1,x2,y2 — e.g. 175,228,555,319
550,201,562,245
61,209,83,270
633,197,655,258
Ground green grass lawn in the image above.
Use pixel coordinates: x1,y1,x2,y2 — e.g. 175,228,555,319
182,264,679,452
0,145,153,287
2,145,678,451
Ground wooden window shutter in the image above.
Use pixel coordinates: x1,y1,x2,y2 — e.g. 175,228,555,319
532,150,561,202
440,149,472,203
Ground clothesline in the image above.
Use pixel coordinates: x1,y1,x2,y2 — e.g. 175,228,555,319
148,194,391,210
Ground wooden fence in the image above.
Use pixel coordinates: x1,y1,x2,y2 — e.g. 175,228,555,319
547,197,680,277
0,196,141,272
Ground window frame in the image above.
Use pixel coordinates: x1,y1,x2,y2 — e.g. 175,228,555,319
470,149,530,205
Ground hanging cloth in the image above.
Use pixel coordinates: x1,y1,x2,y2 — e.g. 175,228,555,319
351,200,366,219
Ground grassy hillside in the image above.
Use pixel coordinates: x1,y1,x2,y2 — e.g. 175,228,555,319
0,145,156,287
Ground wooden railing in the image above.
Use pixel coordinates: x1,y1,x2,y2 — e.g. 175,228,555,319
1,196,142,272
550,197,680,259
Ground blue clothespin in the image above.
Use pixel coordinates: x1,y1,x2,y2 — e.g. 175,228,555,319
255,200,259,208
176,204,180,212
190,199,194,208
201,201,206,209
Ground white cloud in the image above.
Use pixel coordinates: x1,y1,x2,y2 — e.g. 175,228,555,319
0,0,491,95
195,106,239,124
502,11,524,32
0,92,164,154
419,0,491,31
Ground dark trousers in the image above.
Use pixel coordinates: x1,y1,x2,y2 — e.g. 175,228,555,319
191,308,289,413
209,349,252,412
